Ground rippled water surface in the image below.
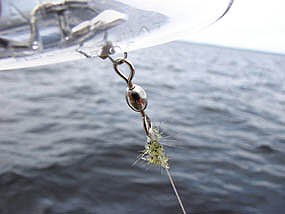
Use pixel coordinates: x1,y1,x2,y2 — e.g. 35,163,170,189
0,42,285,214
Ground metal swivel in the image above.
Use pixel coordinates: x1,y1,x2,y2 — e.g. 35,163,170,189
125,84,148,112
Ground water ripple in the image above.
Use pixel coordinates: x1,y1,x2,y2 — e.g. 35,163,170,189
0,42,284,213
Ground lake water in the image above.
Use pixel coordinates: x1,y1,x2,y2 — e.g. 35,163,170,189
0,42,284,213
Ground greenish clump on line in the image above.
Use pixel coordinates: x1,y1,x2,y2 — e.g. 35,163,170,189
141,127,169,169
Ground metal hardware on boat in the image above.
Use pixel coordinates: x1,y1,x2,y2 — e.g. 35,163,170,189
0,0,127,58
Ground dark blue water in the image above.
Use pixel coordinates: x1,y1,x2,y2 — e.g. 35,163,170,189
0,42,284,214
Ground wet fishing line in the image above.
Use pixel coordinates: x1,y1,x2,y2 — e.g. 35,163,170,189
99,47,188,214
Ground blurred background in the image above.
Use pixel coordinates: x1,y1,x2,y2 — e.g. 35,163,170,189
0,42,284,213
185,0,285,54
0,0,285,214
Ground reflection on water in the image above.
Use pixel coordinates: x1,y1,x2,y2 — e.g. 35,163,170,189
0,42,285,214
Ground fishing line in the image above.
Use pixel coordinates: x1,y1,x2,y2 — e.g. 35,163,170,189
95,46,188,213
